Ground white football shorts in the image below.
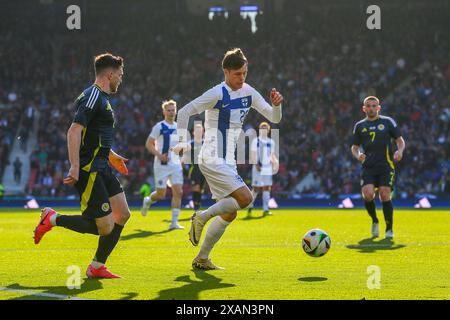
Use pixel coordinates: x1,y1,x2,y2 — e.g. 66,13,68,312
199,162,247,200
251,166,273,187
153,163,183,189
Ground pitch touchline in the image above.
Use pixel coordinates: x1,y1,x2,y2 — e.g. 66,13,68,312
0,287,94,300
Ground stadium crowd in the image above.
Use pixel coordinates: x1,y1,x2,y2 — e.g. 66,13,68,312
0,0,448,199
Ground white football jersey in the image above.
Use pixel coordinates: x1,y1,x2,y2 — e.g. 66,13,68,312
177,82,282,165
148,120,181,166
251,137,275,175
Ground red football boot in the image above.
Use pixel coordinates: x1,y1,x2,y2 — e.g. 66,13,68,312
86,265,122,279
33,207,57,244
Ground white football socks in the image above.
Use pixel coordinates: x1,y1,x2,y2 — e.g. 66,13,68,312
198,197,241,223
50,213,58,226
198,216,230,259
262,191,270,212
90,261,104,269
249,189,259,209
172,208,180,224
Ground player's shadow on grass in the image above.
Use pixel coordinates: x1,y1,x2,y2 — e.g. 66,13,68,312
154,270,235,300
346,237,406,253
162,217,191,223
4,279,104,300
119,292,140,300
121,228,173,241
298,277,328,282
241,214,268,221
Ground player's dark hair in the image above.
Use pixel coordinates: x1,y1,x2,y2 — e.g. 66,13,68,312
94,53,124,76
222,48,247,70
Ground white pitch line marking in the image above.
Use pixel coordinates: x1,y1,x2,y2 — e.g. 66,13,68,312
0,287,94,300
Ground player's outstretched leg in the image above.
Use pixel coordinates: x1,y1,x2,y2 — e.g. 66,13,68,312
34,207,99,244
33,207,57,244
34,208,123,279
190,186,252,271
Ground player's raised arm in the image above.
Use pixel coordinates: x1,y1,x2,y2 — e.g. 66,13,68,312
251,88,283,123
173,87,219,153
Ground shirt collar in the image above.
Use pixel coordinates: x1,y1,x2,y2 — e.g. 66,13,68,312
223,81,243,93
94,84,109,96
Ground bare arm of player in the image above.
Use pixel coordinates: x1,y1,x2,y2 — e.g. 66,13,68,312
271,152,279,174
249,149,260,171
180,143,192,164
109,149,129,175
394,136,406,162
145,136,167,162
251,88,283,123
351,145,366,163
270,152,280,174
64,123,83,186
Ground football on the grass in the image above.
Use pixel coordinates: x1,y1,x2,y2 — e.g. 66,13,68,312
302,228,331,257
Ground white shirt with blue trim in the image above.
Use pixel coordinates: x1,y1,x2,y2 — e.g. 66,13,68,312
149,120,181,166
177,82,282,165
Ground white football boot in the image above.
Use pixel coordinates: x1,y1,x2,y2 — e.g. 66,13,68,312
385,229,394,239
141,196,152,217
169,222,185,230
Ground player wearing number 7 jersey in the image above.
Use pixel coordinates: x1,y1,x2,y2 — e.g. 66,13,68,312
172,48,283,270
351,96,405,239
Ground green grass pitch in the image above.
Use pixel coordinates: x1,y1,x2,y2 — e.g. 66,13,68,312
0,208,449,300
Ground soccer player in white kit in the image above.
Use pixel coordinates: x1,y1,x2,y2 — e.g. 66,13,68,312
173,48,283,269
142,100,184,230
247,122,279,217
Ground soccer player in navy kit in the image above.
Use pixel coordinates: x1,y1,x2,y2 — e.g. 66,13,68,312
34,53,130,279
351,96,406,239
